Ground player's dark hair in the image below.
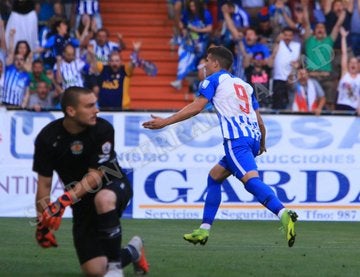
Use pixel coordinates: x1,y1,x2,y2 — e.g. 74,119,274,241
60,86,93,115
207,46,234,70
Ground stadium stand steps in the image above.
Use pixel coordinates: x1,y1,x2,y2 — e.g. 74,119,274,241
101,0,194,110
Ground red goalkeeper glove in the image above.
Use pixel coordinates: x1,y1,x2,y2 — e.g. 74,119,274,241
41,191,73,231
36,221,58,248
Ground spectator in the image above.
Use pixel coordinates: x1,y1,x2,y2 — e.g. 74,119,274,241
37,1,67,34
27,80,59,111
75,0,102,31
2,54,31,108
303,7,345,111
256,7,275,49
335,27,360,114
6,31,33,72
0,0,12,24
170,0,213,90
89,28,125,65
0,18,6,71
350,0,360,57
85,28,125,94
42,18,80,69
313,0,326,24
287,0,324,26
95,42,141,110
323,0,354,80
242,27,271,58
280,0,310,43
241,0,265,23
61,0,75,23
270,27,301,109
53,0,67,19
288,67,326,115
169,0,185,46
5,0,39,51
55,44,96,91
29,60,52,94
269,0,292,38
36,0,55,31
219,1,250,48
244,51,272,108
75,14,96,49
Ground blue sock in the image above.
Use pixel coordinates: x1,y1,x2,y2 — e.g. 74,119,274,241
202,175,222,225
245,177,284,215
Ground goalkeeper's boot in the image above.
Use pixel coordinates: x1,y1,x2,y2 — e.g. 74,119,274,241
104,262,123,277
280,209,298,247
183,228,209,245
128,236,149,275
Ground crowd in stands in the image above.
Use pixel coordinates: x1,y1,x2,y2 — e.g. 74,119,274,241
169,0,360,115
0,0,359,115
0,0,141,111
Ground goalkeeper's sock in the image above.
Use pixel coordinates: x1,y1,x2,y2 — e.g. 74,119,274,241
245,177,284,215
119,248,133,268
97,209,122,262
202,175,222,225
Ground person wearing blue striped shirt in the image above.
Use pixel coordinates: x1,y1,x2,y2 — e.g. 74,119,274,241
2,54,30,108
143,46,298,247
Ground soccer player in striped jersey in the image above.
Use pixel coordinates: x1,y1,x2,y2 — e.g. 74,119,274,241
2,54,30,108
143,46,298,247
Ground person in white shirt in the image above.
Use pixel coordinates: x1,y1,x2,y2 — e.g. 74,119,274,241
270,27,301,109
336,27,360,114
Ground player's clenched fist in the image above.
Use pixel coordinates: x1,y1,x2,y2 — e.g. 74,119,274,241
41,191,73,230
36,221,58,248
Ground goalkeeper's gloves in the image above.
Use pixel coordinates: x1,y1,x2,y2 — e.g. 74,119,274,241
36,221,58,248
41,191,73,231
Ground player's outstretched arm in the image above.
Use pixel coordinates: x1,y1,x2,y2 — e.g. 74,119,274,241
143,96,208,129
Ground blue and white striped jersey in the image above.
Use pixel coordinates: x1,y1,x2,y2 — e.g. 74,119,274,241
56,59,86,90
199,69,261,140
77,0,99,15
89,40,120,65
2,65,30,106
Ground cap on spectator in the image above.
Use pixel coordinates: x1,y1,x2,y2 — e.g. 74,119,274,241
257,7,270,22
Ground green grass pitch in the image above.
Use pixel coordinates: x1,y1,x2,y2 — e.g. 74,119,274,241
0,218,359,276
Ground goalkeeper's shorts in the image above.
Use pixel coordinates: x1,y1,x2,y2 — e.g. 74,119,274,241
72,177,132,264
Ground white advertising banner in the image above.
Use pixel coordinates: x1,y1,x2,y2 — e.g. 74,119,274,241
0,109,359,221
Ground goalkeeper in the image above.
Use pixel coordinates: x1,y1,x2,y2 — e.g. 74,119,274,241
33,86,149,276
